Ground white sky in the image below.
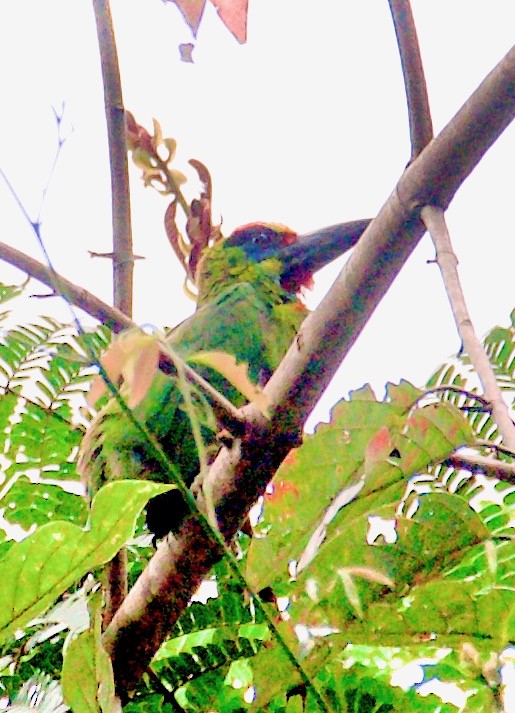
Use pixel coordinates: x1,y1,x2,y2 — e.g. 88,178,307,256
0,1,514,427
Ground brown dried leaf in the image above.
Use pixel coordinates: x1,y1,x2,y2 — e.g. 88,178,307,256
131,148,155,170
210,0,248,43
164,199,190,277
152,118,163,149
189,159,212,201
190,351,269,416
163,138,178,163
179,42,195,63
171,0,206,37
170,169,188,186
86,333,161,409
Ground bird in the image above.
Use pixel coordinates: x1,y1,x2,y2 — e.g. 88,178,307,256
78,219,371,539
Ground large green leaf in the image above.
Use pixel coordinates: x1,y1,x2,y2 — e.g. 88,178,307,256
247,382,475,592
0,481,172,643
288,492,489,631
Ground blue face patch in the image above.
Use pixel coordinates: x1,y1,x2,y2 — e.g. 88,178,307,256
226,225,284,263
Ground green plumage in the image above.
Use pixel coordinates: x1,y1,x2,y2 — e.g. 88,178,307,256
79,235,307,537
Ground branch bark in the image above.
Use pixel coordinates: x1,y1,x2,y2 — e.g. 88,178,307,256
445,453,515,483
388,0,433,158
0,240,132,332
92,0,134,317
102,46,515,691
390,2,515,450
422,205,515,450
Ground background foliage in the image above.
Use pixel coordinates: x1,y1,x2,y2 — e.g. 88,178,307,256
0,278,512,710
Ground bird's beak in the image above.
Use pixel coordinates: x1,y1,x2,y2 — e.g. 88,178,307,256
277,219,372,291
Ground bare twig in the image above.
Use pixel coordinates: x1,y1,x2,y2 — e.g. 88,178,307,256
444,452,515,483
391,1,515,450
92,0,134,317
388,0,433,158
102,47,515,690
0,239,132,332
421,205,515,450
424,386,491,410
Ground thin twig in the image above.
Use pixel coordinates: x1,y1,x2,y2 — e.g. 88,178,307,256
444,452,515,483
388,0,433,159
477,440,515,459
92,0,134,317
36,104,70,223
421,205,515,450
424,386,491,409
0,237,132,330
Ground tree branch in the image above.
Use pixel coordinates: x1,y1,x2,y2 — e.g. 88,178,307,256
0,239,132,332
422,205,515,450
102,46,515,692
92,0,134,317
389,1,515,452
445,453,515,483
388,0,433,158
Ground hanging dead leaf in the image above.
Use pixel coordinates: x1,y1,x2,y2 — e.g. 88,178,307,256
165,0,247,43
210,0,248,43
86,332,161,409
179,42,195,62
189,351,269,416
170,0,206,37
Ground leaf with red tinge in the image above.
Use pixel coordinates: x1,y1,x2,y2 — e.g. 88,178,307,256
397,402,473,474
365,426,394,467
247,393,401,591
264,480,300,521
247,381,476,592
210,0,248,43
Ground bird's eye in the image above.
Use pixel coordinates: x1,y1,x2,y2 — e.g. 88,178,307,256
252,232,268,244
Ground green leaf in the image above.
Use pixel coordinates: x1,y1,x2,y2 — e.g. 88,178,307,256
62,591,117,713
0,280,27,305
0,480,173,643
247,383,474,592
1,477,87,530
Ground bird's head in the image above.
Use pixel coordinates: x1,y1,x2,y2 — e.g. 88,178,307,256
196,219,371,305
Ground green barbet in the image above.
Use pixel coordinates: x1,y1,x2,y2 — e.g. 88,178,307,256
78,220,370,538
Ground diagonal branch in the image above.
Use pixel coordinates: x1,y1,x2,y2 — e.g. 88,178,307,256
0,240,132,332
390,1,515,450
0,240,245,432
102,46,515,692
